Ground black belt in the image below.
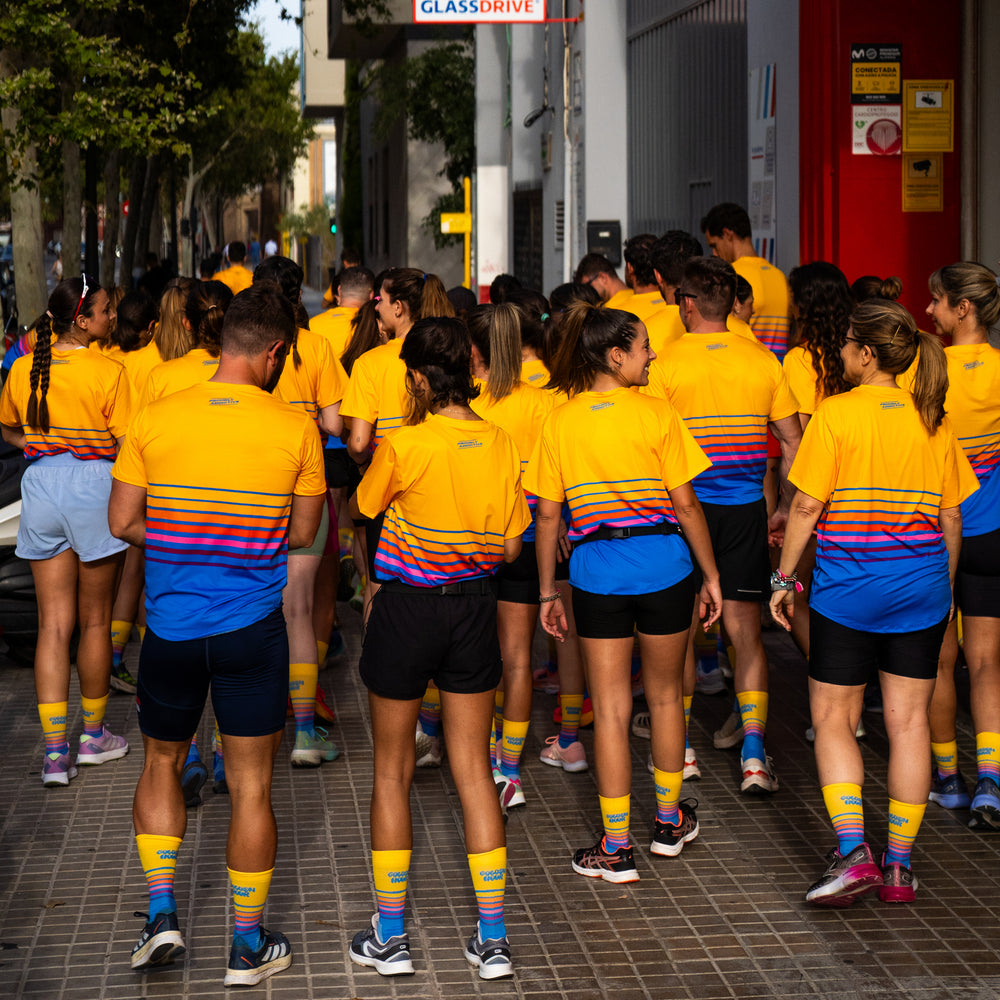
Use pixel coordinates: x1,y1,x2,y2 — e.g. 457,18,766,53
380,576,496,596
578,522,682,545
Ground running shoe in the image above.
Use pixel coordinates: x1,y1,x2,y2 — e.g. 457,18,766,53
805,843,882,907
496,774,525,809
650,799,699,857
713,711,744,750
683,746,701,781
222,927,292,987
77,725,129,765
631,711,651,739
290,727,339,767
314,687,336,723
337,556,356,601
464,925,513,980
539,736,588,772
740,755,779,795
212,743,228,795
969,776,1000,830
928,769,971,810
532,664,560,694
863,680,883,714
110,662,138,695
695,662,727,695
41,751,78,788
571,841,639,883
416,731,442,768
326,628,344,661
181,758,208,808
349,913,414,976
131,910,186,970
878,851,918,904
646,751,655,776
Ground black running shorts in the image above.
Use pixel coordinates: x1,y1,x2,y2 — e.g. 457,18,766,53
698,498,770,602
572,572,696,639
956,526,1000,619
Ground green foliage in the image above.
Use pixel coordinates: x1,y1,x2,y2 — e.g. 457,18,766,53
343,0,393,37
282,201,336,259
339,61,364,257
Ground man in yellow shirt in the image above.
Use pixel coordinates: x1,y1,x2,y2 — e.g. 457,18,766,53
573,253,633,311
215,242,254,296
701,203,791,360
622,234,668,321
311,266,374,360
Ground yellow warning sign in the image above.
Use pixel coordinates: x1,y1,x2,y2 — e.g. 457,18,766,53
902,153,943,212
903,80,953,152
851,62,901,97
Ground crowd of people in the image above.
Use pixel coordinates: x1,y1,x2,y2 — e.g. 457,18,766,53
1,199,999,986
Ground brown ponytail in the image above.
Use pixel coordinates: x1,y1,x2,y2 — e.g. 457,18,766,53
547,303,639,396
382,268,456,321
26,314,53,433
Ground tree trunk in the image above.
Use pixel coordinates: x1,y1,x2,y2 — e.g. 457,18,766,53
136,154,160,267
120,155,146,287
101,148,121,289
62,138,82,281
84,143,99,277
199,193,217,262
0,49,47,326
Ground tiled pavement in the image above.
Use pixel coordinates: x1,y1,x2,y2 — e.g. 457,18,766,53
2,612,1000,1000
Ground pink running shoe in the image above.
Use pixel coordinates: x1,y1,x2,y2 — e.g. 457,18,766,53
805,843,882,907
539,736,588,772
77,725,129,765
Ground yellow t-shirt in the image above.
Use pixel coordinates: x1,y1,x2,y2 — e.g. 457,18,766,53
357,413,530,586
791,385,978,632
90,340,126,365
782,343,827,414
604,288,634,311
139,348,220,411
525,386,710,595
645,331,797,504
274,327,348,429
733,256,791,360
0,347,131,461
113,381,325,640
215,264,254,295
121,340,164,399
310,306,358,362
622,290,667,322
340,337,408,449
645,306,755,357
471,380,556,541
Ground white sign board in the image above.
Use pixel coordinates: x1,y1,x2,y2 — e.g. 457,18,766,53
748,64,777,263
413,0,545,23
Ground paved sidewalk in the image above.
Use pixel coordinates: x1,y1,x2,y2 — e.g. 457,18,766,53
1,612,1000,1000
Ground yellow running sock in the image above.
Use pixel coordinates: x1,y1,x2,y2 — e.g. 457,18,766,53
372,849,410,938
137,834,182,917
492,689,504,742
317,639,330,666
39,701,69,754
289,662,318,732
137,625,146,642
111,619,132,658
737,690,768,759
228,867,273,947
885,798,925,867
499,719,528,778
599,793,631,852
822,782,865,855
976,731,1000,783
80,693,109,736
468,847,506,939
418,683,442,737
683,694,693,744
654,768,683,824
558,693,584,747
931,739,959,778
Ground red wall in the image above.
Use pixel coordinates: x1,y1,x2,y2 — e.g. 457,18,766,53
799,0,962,319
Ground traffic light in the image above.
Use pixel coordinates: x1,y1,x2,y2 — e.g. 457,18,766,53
329,216,337,235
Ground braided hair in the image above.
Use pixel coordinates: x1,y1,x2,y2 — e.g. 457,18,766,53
26,276,100,433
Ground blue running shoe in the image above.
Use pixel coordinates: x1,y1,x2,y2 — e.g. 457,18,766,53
969,776,1000,830
222,927,292,987
181,758,208,808
131,910,185,970
349,913,414,976
928,770,971,810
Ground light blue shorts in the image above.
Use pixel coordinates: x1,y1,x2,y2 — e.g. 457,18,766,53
288,496,330,558
16,452,129,563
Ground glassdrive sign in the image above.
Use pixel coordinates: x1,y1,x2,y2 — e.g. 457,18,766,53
850,44,902,104
413,0,544,21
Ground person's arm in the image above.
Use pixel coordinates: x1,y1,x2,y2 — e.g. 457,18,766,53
769,489,825,630
666,481,722,629
108,480,148,547
1,423,26,451
503,535,522,563
317,401,343,438
288,493,326,550
767,412,804,542
534,497,567,641
939,505,963,621
347,418,373,465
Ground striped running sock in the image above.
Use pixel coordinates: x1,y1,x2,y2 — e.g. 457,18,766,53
316,639,329,666
80,693,109,737
499,720,528,779
419,684,442,738
228,867,273,951
184,736,201,767
492,690,504,746
654,768,683,825
468,847,506,940
931,739,960,779
885,799,925,867
289,662,318,733
737,690,768,762
600,794,631,852
38,701,69,756
111,620,132,668
372,849,410,939
137,625,146,642
489,725,498,771
975,732,1000,784
821,782,865,856
136,834,182,917
558,694,583,749
683,695,693,749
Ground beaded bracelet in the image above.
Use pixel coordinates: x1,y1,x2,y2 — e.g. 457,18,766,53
770,570,803,593
538,591,562,604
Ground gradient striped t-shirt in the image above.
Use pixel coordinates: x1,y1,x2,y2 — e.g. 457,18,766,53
733,255,791,360
791,386,978,632
112,381,326,640
340,337,408,449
